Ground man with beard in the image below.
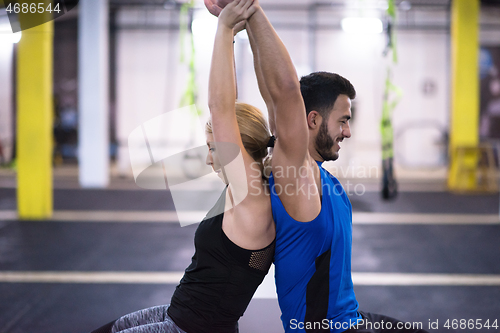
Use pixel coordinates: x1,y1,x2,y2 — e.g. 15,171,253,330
239,3,359,330
238,1,429,332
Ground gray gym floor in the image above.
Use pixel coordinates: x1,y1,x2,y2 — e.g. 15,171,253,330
0,171,499,333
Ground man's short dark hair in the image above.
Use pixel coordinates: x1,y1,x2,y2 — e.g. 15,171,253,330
300,72,356,119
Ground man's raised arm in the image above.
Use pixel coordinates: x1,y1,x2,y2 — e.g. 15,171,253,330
247,26,275,134
246,4,308,163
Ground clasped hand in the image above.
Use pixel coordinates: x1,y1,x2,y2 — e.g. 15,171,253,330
218,0,257,31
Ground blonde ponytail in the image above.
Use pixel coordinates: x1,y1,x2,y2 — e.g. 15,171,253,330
206,102,272,180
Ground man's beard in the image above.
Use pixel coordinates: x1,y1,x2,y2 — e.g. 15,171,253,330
315,120,338,161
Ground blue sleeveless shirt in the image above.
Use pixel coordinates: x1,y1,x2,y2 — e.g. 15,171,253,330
269,161,361,333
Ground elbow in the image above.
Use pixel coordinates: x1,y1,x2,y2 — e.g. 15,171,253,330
208,103,221,117
208,90,235,115
269,77,301,101
208,99,233,117
282,76,301,92
208,95,223,114
208,98,217,113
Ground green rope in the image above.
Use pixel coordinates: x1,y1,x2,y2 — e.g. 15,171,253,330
381,69,403,160
387,0,398,63
380,0,402,160
178,0,201,115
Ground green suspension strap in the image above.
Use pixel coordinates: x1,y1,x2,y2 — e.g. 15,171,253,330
381,70,403,161
179,0,200,115
386,0,398,63
179,1,205,178
381,0,402,199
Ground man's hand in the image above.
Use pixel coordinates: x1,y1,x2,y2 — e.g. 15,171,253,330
233,21,246,36
216,0,234,9
218,0,257,30
204,0,222,17
205,0,260,19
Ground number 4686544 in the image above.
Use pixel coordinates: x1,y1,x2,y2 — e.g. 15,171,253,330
443,319,498,330
6,2,61,14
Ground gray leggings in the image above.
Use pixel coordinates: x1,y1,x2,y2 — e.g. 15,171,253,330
111,305,187,333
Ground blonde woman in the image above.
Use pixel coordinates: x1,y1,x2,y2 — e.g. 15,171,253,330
90,1,273,333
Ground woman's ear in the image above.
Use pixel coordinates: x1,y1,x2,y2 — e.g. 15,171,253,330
307,110,322,129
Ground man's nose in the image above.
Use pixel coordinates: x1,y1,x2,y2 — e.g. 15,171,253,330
343,123,351,138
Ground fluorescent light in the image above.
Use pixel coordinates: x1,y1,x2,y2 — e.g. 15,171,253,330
0,31,22,44
341,17,383,34
191,11,218,42
0,23,22,44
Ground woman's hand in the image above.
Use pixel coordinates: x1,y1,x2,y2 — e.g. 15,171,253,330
218,0,257,31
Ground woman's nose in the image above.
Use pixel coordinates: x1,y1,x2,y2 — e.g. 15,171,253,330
206,150,212,166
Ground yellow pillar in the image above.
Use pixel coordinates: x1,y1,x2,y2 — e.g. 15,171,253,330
448,0,480,191
17,1,53,219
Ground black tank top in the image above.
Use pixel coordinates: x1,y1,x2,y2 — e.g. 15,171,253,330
168,189,275,333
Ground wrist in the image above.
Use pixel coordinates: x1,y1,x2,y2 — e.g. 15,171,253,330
247,5,263,25
216,23,235,43
217,21,233,33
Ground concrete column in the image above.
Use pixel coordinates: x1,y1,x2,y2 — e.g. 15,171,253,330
78,0,109,187
17,4,53,219
0,40,14,165
448,0,480,191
